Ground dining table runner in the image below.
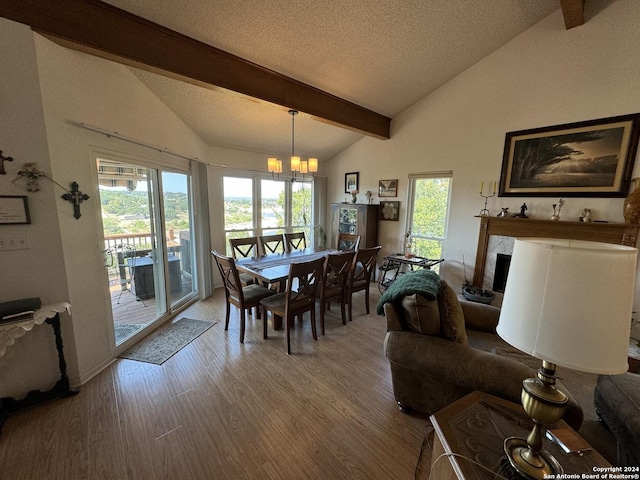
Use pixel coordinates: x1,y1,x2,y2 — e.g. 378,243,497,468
241,249,335,271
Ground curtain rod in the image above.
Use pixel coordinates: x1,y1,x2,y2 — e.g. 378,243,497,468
79,123,199,163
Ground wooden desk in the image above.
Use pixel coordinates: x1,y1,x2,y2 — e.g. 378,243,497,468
428,391,609,480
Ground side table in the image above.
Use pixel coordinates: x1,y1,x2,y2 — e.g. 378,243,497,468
0,303,78,434
428,391,609,480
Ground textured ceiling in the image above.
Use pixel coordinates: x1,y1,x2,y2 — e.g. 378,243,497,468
103,0,561,161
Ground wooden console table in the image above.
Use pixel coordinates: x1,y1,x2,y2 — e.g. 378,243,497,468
428,391,609,479
0,303,78,434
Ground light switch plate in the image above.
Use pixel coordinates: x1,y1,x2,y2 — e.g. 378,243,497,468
0,234,30,251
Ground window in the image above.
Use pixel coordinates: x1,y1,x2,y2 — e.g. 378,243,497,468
223,174,314,254
406,173,452,271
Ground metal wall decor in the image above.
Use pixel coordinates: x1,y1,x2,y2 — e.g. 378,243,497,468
61,182,89,219
0,151,13,175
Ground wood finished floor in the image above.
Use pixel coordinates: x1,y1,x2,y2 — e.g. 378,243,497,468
0,288,430,480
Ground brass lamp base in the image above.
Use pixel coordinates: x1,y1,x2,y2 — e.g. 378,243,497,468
505,437,563,480
504,360,568,480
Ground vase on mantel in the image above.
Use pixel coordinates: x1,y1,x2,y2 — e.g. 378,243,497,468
624,178,640,223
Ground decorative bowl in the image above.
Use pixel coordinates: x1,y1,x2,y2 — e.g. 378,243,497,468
462,286,495,305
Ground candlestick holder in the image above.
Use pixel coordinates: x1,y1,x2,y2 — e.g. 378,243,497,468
479,191,496,216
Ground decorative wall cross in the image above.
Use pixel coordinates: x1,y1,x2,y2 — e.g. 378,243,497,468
61,181,90,219
0,151,13,175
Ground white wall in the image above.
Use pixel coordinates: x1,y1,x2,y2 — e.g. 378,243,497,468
0,19,71,397
325,0,640,304
0,21,277,396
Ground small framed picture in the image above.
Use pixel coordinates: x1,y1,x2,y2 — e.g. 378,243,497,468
379,201,400,221
345,172,359,193
0,196,31,225
378,179,398,197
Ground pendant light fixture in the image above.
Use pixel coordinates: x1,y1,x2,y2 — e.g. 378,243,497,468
267,110,318,182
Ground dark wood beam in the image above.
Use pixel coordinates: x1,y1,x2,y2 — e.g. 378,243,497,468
559,0,585,29
0,0,391,139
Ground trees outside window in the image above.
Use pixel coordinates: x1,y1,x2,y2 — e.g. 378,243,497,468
406,174,452,272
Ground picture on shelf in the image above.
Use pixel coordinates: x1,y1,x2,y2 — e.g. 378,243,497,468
378,179,398,197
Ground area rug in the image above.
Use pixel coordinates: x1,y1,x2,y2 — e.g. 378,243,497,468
120,318,216,364
114,323,145,344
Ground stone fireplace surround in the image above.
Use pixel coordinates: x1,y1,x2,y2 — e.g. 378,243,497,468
472,216,639,295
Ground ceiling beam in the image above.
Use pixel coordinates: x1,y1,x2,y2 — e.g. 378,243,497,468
559,0,585,29
0,0,391,139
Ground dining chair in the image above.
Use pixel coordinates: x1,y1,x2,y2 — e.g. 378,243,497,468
318,251,356,335
259,257,325,354
337,233,361,252
211,250,276,343
347,246,381,322
284,232,307,252
229,236,260,285
259,233,285,255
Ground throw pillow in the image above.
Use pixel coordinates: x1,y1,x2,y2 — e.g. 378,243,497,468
437,280,468,345
399,294,441,335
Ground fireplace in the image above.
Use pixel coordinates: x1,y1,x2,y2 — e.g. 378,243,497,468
472,217,639,291
493,254,511,293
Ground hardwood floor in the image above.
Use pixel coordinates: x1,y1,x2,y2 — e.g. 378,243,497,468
0,288,430,480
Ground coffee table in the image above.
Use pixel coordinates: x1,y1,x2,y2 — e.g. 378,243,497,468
428,391,609,480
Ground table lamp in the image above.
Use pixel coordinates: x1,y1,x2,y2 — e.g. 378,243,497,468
497,238,637,479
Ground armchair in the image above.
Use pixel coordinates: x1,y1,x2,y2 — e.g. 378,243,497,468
381,276,583,430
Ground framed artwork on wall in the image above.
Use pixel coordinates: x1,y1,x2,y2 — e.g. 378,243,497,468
0,195,31,225
345,172,359,193
499,113,640,197
378,179,398,197
380,201,400,221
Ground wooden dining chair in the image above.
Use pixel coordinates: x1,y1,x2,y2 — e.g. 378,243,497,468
337,233,361,252
211,250,275,343
284,232,307,252
259,257,325,354
259,234,285,255
347,246,381,322
318,251,356,335
229,236,260,285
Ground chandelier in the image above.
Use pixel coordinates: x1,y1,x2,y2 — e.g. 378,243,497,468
267,110,318,182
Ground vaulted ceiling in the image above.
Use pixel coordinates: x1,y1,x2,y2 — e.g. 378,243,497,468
2,0,584,162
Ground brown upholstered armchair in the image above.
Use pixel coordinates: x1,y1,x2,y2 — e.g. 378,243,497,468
381,278,583,430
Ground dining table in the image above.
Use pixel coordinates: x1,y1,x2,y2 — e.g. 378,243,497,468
235,247,337,329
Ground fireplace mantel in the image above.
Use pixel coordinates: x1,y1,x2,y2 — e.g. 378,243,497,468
472,217,639,287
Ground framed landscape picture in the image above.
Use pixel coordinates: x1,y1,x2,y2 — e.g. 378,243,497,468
499,113,640,197
378,179,398,197
345,172,359,193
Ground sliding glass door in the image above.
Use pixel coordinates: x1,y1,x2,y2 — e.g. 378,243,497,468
98,159,197,346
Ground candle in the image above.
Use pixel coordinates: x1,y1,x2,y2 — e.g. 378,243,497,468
480,181,484,194
493,181,497,194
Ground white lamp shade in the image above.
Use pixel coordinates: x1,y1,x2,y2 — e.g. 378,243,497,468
267,157,278,173
308,158,318,173
300,160,309,174
497,238,637,374
276,160,283,174
290,156,301,172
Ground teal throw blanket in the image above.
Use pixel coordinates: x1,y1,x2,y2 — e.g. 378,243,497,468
376,269,441,315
